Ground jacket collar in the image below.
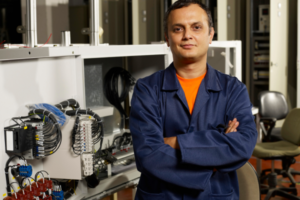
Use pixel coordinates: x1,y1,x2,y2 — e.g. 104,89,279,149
162,62,223,92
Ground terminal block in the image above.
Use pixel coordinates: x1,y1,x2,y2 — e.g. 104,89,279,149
79,119,93,153
19,165,33,177
82,153,93,176
53,186,64,200
73,118,93,154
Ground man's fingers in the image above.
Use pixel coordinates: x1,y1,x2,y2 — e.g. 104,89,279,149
225,118,239,133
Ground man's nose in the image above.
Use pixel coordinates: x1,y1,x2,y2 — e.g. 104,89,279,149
183,29,193,40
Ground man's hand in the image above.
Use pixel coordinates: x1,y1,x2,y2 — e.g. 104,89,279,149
164,118,239,149
225,118,239,134
164,136,180,149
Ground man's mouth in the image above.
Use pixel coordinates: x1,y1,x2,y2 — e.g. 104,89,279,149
181,44,195,49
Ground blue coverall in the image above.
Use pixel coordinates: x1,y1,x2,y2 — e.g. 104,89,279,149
129,63,257,200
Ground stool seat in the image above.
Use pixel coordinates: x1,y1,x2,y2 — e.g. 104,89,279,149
253,140,300,158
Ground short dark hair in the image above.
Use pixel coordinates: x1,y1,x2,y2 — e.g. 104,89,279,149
164,0,213,37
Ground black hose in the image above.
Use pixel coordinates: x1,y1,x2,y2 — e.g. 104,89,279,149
103,67,135,128
55,99,80,110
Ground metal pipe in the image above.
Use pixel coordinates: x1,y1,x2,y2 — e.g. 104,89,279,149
26,0,37,47
61,31,71,46
89,0,99,46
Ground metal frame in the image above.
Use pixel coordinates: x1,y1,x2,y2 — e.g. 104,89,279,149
298,0,300,107
210,40,242,81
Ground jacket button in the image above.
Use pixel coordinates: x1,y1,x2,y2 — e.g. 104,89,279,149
188,127,194,132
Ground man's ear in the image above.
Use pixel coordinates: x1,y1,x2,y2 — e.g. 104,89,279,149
209,27,215,44
165,34,170,47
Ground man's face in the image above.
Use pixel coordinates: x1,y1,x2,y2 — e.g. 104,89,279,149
165,4,214,62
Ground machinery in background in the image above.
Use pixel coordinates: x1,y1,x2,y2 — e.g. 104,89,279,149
258,5,270,32
3,155,66,200
4,109,63,160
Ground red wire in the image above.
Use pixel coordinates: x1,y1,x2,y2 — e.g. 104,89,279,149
0,40,6,46
0,33,52,49
39,33,52,47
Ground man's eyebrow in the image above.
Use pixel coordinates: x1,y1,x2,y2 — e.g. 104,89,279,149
172,21,204,27
192,21,203,25
172,23,184,27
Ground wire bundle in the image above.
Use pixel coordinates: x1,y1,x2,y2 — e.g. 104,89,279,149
104,67,136,123
54,99,104,156
65,109,103,156
112,132,132,150
28,109,62,158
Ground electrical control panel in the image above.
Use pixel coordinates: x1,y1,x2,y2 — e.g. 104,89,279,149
259,5,270,32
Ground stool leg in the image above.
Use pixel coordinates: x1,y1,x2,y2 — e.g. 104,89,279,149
264,188,276,200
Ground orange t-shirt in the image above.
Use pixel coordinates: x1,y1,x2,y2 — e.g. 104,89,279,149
176,72,206,114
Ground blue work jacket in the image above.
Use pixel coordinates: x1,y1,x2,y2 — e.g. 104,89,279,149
129,63,257,200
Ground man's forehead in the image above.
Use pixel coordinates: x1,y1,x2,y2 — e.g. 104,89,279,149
168,4,208,25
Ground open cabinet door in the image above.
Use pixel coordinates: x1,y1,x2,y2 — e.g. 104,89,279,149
269,0,288,97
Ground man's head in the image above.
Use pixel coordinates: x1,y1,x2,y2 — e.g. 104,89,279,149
164,0,213,37
164,0,214,63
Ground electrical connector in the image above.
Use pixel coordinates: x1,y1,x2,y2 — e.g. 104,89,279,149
53,187,64,200
31,182,42,197
11,165,33,178
14,193,26,200
35,180,47,193
3,196,17,200
23,186,34,200
19,165,33,177
38,179,52,190
81,154,93,176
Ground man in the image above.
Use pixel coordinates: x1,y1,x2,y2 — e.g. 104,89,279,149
129,0,257,199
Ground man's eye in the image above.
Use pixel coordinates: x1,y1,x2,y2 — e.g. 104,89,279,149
174,28,182,32
194,26,201,30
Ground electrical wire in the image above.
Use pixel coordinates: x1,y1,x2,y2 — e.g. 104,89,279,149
64,109,103,156
104,67,135,128
28,109,62,157
5,155,25,196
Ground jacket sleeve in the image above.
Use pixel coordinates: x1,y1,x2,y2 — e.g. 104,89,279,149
177,82,258,173
130,80,213,191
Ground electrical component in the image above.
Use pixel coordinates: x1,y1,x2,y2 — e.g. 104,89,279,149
5,110,63,159
11,165,32,178
60,180,79,200
27,109,62,158
64,109,103,155
21,178,35,200
82,154,94,176
52,186,64,200
4,124,35,154
73,118,93,154
35,171,53,195
258,5,270,32
110,132,132,155
19,165,33,177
